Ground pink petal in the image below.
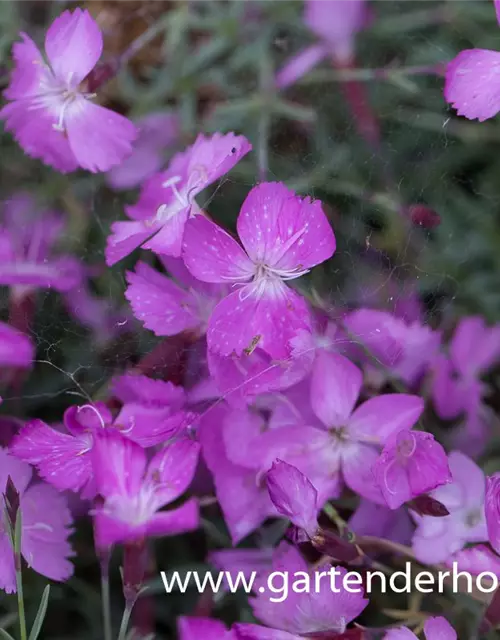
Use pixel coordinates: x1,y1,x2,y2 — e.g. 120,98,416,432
146,498,199,537
207,285,311,359
450,316,500,377
236,182,336,270
448,450,486,508
349,394,424,442
182,215,253,283
63,403,113,435
105,220,156,266
342,442,385,504
111,373,185,409
147,438,200,505
310,352,362,427
234,626,299,640
448,544,500,577
423,617,456,640
66,100,137,172
485,473,500,555
383,630,417,640
431,355,464,420
44,9,103,85
3,33,47,101
21,483,74,582
125,262,200,336
208,338,313,406
445,49,500,122
0,102,78,172
276,44,327,89
0,533,15,593
186,132,252,186
10,421,91,493
0,446,32,496
92,431,146,499
0,322,34,368
142,206,190,257
266,460,318,536
178,617,233,640
115,406,196,447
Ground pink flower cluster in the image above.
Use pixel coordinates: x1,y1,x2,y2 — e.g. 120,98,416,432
1,4,500,640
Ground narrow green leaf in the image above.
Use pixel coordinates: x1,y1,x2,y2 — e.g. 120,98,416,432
28,585,51,640
0,629,16,640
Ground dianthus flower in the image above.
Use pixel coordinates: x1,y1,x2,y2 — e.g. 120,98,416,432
445,0,500,121
92,430,199,547
384,617,456,640
276,0,368,89
234,543,368,639
182,182,336,359
411,452,488,564
0,447,74,593
106,132,251,264
0,9,137,172
0,321,34,369
178,617,234,640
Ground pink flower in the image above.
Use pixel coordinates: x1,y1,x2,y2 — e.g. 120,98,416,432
296,352,424,504
0,193,82,295
431,316,500,420
11,398,194,498
344,308,441,387
372,430,451,510
411,452,488,564
125,257,228,338
485,473,500,555
198,404,277,544
0,9,137,173
276,0,369,89
178,617,234,640
0,447,74,593
106,111,178,190
233,543,368,639
182,182,336,359
0,322,34,368
384,617,456,640
445,1,500,121
106,132,251,264
92,430,199,547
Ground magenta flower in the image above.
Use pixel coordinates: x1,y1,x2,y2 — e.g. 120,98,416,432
106,132,251,264
411,452,488,564
298,352,424,504
178,617,234,640
431,316,500,420
92,430,199,547
445,1,500,122
344,308,441,387
276,0,368,89
198,404,277,544
0,447,74,593
0,322,34,368
182,182,336,359
106,111,178,190
234,543,368,639
384,617,456,640
0,193,82,294
485,473,500,555
372,430,451,510
0,9,137,172
11,399,193,498
125,257,228,338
